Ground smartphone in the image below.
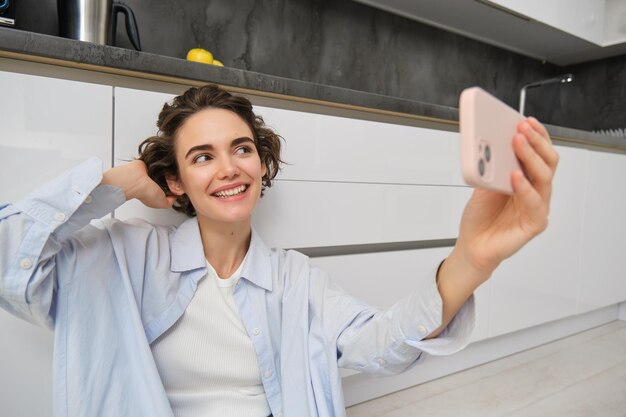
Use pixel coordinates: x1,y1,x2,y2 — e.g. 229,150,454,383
459,87,525,195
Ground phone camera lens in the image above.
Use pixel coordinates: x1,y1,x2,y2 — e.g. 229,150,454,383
478,159,485,177
484,145,491,162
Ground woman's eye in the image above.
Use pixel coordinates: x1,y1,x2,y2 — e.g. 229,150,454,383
193,154,212,163
235,145,253,155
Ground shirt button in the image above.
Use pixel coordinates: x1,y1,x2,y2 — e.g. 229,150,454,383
418,325,428,336
20,259,33,269
263,370,273,379
252,328,260,336
54,212,66,222
84,195,93,204
376,357,387,366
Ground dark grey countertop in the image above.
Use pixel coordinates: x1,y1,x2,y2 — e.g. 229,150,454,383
1,27,624,152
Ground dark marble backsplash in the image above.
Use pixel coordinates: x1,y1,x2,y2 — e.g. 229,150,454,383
14,0,626,131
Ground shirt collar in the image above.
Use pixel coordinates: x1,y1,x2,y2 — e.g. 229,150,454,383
170,218,273,292
170,217,206,273
240,228,273,292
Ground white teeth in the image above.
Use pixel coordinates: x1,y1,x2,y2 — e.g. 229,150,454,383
214,185,247,198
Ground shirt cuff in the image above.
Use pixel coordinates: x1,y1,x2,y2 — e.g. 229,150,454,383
392,266,476,356
405,294,475,355
13,157,125,241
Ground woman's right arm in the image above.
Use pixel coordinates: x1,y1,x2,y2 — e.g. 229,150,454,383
101,159,177,209
0,158,174,327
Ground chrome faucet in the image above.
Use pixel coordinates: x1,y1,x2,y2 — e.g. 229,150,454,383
519,73,574,116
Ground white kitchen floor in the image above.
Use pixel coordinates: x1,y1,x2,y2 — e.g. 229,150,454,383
346,320,626,417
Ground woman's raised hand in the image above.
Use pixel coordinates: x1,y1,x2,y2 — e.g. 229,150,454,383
454,117,559,278
427,117,558,338
101,160,177,209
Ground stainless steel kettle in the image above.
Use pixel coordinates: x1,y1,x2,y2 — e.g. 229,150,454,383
57,0,141,51
0,0,17,27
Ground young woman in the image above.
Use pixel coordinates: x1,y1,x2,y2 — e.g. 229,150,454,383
0,85,558,417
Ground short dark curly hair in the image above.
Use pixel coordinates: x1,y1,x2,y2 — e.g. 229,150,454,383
137,84,283,217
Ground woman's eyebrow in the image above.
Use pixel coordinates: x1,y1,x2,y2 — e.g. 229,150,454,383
185,144,213,159
184,137,255,159
231,136,255,147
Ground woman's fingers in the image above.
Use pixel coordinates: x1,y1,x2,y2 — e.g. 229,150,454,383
513,120,558,202
523,118,560,171
511,170,549,236
526,117,550,142
513,133,553,200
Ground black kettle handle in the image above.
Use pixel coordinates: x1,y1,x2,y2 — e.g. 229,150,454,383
111,1,142,51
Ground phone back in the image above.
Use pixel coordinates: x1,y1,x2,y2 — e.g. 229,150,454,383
460,87,524,195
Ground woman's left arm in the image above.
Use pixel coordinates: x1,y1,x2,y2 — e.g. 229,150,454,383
427,117,560,339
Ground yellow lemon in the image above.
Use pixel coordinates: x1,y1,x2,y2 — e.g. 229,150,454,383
212,59,224,67
186,48,213,64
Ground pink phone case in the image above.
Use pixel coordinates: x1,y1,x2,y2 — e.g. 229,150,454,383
460,87,525,195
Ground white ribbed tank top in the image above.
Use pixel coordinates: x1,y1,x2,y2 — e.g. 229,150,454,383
151,255,271,417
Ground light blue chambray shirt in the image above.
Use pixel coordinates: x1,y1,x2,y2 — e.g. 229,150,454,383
0,158,474,417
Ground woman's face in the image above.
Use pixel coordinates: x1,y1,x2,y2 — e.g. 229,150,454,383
166,108,267,229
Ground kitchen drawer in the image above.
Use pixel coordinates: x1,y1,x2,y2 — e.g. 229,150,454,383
255,105,464,186
253,180,471,249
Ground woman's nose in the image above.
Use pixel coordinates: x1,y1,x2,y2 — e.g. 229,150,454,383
217,156,239,179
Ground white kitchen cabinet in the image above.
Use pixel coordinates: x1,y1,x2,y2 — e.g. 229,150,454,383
0,71,112,417
490,0,606,44
255,104,471,249
604,0,626,45
354,0,622,65
310,248,451,309
256,105,464,186
310,247,491,343
489,145,587,337
253,180,470,249
578,150,626,313
112,88,471,247
489,0,540,18
0,71,112,201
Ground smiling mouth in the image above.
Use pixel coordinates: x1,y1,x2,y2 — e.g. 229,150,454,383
212,185,248,198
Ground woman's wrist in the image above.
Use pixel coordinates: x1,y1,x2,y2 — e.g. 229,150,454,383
101,161,145,201
439,244,498,288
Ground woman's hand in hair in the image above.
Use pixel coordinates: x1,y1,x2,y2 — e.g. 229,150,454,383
101,160,177,209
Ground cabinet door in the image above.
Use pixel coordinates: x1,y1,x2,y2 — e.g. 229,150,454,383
311,247,490,343
488,0,604,44
253,180,470,249
252,105,469,249
256,105,464,186
489,145,586,337
578,150,626,313
0,71,112,417
541,0,605,45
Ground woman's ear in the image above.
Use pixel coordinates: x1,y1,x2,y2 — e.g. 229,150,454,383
165,174,185,196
